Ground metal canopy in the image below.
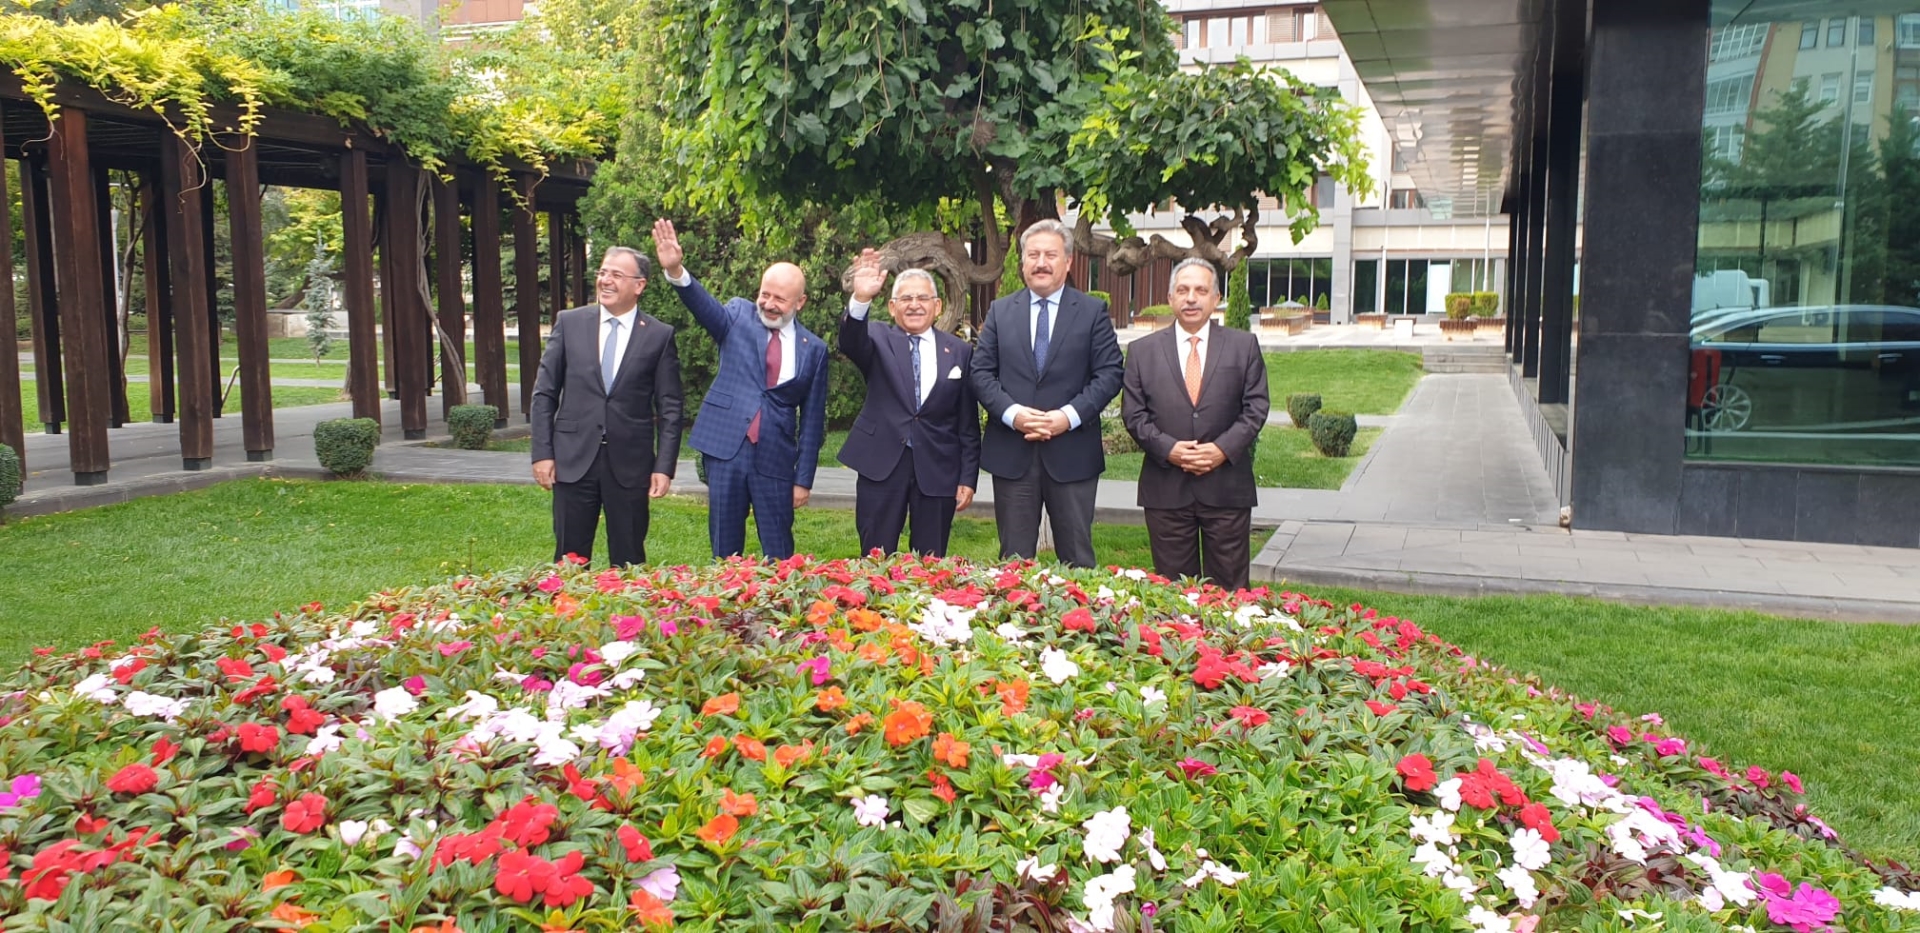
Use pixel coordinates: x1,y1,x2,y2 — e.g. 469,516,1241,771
1320,0,1545,218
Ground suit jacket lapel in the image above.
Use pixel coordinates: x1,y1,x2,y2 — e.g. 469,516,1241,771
1198,322,1227,404
888,326,917,406
609,313,649,393
575,308,609,395
1162,326,1192,410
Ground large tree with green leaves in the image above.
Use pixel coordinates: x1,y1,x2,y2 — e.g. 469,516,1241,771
656,0,1368,288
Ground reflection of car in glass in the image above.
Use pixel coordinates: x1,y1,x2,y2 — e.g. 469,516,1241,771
1688,305,1920,434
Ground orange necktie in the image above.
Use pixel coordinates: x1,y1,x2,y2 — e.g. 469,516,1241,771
1185,336,1203,405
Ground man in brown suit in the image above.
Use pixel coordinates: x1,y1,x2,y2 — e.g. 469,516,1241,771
1121,258,1271,590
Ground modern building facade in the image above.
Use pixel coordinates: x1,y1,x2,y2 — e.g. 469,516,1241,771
1314,0,1920,547
1080,2,1513,323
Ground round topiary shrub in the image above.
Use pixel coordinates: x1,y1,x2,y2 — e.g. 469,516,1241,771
0,559,1913,930
1308,409,1358,458
1286,392,1323,429
0,442,20,511
312,417,379,476
447,404,499,450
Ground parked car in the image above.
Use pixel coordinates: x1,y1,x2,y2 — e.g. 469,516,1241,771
1688,304,1920,435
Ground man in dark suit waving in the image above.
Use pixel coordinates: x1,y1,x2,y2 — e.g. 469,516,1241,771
653,219,829,560
837,250,980,557
529,246,684,566
969,219,1125,568
1121,258,1270,591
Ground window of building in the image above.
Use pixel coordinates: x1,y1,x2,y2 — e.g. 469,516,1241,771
1801,20,1820,49
1708,124,1747,163
1828,17,1848,47
1710,23,1767,61
1207,17,1228,49
1819,72,1842,104
1855,69,1874,104
1859,17,1876,47
1388,188,1425,209
1180,18,1197,49
1902,14,1920,48
1705,74,1755,115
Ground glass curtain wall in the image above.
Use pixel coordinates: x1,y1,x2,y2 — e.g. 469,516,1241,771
1691,7,1920,467
1244,258,1334,310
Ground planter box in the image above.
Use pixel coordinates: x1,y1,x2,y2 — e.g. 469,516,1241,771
1475,316,1507,334
1438,318,1479,340
1355,313,1388,329
1261,313,1311,336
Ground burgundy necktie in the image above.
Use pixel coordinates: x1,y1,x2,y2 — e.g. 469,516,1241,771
747,329,782,443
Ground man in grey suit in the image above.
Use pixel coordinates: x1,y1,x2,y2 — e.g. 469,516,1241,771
1121,258,1270,590
530,247,684,566
969,219,1125,567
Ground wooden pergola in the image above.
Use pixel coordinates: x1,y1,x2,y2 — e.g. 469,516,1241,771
0,74,594,485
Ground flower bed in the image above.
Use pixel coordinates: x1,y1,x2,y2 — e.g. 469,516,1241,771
0,555,1916,931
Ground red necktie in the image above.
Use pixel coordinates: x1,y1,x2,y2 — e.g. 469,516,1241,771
747,329,782,443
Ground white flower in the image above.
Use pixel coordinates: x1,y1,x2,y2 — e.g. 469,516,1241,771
1873,887,1920,910
530,721,581,766
1411,841,1454,877
1232,603,1265,627
599,640,638,667
1606,822,1648,864
1040,647,1080,685
609,668,647,690
1497,864,1539,909
1409,811,1457,845
1139,686,1166,707
1685,854,1756,907
593,700,664,753
306,724,344,756
492,665,527,684
547,679,611,713
1465,722,1508,752
1081,865,1138,932
372,687,419,722
1467,905,1513,933
1016,857,1059,884
1138,827,1167,872
1039,783,1065,814
1080,806,1131,863
346,620,379,638
638,866,680,902
1002,753,1043,769
851,794,890,827
475,707,545,743
123,691,188,721
910,599,977,646
1180,859,1250,888
1434,777,1464,812
338,818,392,847
995,623,1030,643
1257,660,1293,680
1119,568,1147,581
1442,870,1479,900
1510,827,1551,871
1095,586,1115,600
72,673,117,704
443,690,500,721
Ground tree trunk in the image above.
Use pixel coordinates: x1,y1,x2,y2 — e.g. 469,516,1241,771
1072,208,1261,278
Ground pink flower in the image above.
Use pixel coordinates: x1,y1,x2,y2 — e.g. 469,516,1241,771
1605,725,1634,745
614,615,647,639
798,656,831,686
403,676,427,695
1782,771,1804,794
1178,757,1218,779
1698,756,1730,778
1653,738,1686,757
1746,766,1771,790
436,641,473,657
537,575,565,593
1753,873,1841,932
660,620,681,637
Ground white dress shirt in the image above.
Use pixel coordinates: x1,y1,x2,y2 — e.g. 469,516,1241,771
597,305,637,384
1175,320,1210,379
849,298,937,406
1002,287,1081,431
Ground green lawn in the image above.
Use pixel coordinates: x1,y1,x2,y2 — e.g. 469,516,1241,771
1297,585,1920,863
1102,426,1381,488
19,381,348,424
1264,348,1424,415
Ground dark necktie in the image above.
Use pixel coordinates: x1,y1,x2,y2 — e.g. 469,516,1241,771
601,317,622,389
1033,297,1051,372
747,329,781,443
910,334,924,411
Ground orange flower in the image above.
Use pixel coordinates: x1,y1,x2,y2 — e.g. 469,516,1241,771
699,735,729,759
856,642,888,663
883,701,933,747
816,686,848,712
995,679,1030,715
848,608,885,632
733,735,768,762
845,712,875,736
696,813,739,845
827,629,854,652
271,902,320,928
553,594,581,618
701,692,741,717
806,599,836,627
719,789,759,817
409,921,462,933
932,732,971,768
928,770,957,804
773,740,815,768
610,758,646,795
630,888,675,928
262,869,299,892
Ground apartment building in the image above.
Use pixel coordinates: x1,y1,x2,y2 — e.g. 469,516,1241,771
1077,1,1510,323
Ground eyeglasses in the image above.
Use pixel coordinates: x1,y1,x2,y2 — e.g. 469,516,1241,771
597,268,644,281
890,294,938,304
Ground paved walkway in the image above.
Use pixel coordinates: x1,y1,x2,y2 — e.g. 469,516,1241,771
9,354,1918,624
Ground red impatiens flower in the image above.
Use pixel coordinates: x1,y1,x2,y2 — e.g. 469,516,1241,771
494,797,559,847
928,770,957,804
618,824,654,862
432,826,506,867
217,656,256,682
282,696,326,735
630,888,675,928
1518,802,1561,842
701,693,741,718
1060,607,1097,632
280,793,327,834
931,732,971,768
22,840,85,900
719,790,759,817
151,736,180,767
1396,753,1437,791
106,763,159,795
238,723,282,754
494,849,593,907
245,779,279,814
1365,700,1398,716
695,813,739,845
1228,706,1271,728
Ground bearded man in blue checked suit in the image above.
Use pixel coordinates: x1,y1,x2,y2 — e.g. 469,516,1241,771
653,219,829,559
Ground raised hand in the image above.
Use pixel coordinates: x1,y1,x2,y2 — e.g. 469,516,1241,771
849,248,886,303
652,218,686,279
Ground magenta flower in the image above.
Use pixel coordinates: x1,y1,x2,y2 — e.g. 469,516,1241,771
1782,771,1804,794
797,656,831,686
1653,737,1686,757
660,620,681,637
613,615,646,639
402,675,428,695
1177,757,1218,779
0,774,42,808
537,574,565,592
1753,873,1841,932
436,641,473,657
1606,725,1634,745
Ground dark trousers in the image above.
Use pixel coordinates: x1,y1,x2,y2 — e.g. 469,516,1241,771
705,440,796,559
552,443,650,566
992,448,1098,567
856,451,958,557
1144,502,1252,591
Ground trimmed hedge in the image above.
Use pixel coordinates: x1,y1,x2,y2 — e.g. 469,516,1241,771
1308,410,1358,458
1225,262,1251,330
0,443,19,511
447,404,498,450
313,418,379,476
1286,392,1322,429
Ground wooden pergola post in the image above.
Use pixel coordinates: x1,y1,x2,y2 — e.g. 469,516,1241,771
91,165,129,428
21,156,64,434
140,170,175,425
385,159,428,439
472,173,509,427
548,207,567,323
161,135,214,469
340,149,380,425
46,109,113,484
0,136,24,471
512,174,540,421
432,174,467,416
568,211,588,308
226,136,274,460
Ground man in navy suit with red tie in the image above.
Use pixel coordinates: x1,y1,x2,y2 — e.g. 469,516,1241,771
653,219,830,560
836,250,980,556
